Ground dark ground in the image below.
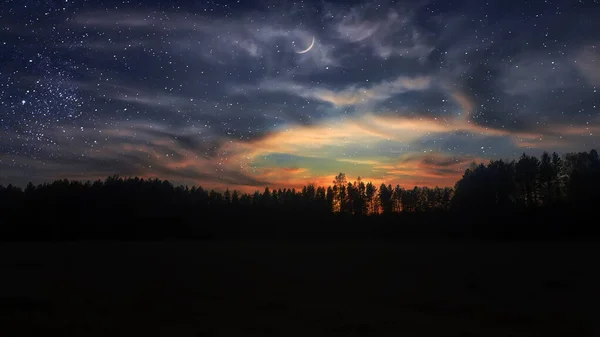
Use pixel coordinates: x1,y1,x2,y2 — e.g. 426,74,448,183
1,240,598,336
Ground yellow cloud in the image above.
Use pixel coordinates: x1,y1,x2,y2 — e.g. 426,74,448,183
337,158,384,165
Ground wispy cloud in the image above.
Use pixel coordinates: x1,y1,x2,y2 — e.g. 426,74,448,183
0,122,267,190
575,44,600,86
76,81,198,112
335,8,434,60
252,75,432,107
73,12,200,30
377,152,483,187
73,10,338,68
4,0,600,191
501,53,578,96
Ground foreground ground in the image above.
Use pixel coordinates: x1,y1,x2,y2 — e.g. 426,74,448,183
1,240,598,336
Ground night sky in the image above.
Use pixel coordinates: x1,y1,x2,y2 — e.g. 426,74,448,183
1,0,599,190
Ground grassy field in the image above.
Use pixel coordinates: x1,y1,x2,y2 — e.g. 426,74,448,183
1,240,598,336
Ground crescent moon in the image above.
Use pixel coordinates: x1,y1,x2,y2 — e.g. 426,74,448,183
295,36,315,54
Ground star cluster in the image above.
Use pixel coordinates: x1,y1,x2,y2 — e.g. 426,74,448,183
1,0,599,190
1,0,86,158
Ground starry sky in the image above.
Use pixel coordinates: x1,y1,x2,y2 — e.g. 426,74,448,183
1,0,599,191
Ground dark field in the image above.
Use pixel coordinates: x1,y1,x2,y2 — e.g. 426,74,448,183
1,241,598,336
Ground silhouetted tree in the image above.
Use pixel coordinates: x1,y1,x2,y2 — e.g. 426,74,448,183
365,182,377,215
539,152,557,205
453,160,517,212
224,188,232,204
564,149,600,208
516,153,540,207
392,185,403,213
333,173,347,213
262,187,272,207
1,149,599,240
401,187,417,212
379,184,393,215
326,186,334,212
551,152,565,201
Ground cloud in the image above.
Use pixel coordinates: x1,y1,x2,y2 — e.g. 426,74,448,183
0,122,269,190
4,0,600,192
377,152,482,187
2,106,595,191
226,114,440,161
226,96,593,175
575,45,600,86
93,84,194,111
337,158,384,166
73,10,338,68
335,7,434,60
73,12,199,30
420,154,477,168
64,39,148,51
280,167,309,174
251,75,432,107
501,54,578,96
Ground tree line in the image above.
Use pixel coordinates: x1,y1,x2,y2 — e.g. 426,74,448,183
452,149,600,211
1,149,599,240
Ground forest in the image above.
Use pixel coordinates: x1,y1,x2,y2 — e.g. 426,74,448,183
1,149,599,240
